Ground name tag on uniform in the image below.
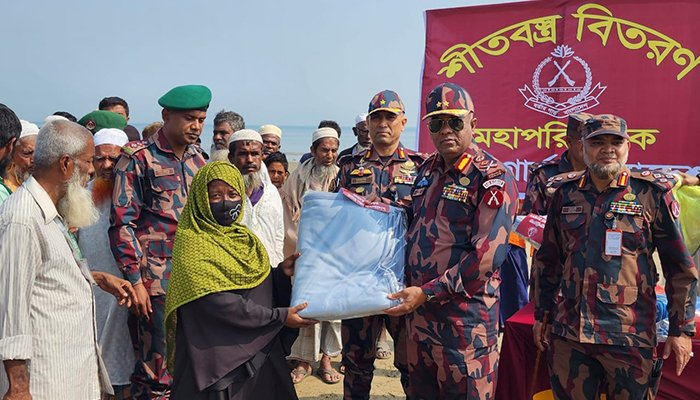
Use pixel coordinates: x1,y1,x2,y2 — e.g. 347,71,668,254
562,206,583,214
605,229,622,256
154,168,175,177
351,177,373,185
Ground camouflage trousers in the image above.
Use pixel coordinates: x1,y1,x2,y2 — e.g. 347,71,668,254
406,341,498,400
547,334,660,400
341,314,409,400
131,295,172,400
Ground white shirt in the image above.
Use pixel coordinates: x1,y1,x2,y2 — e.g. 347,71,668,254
78,192,136,386
242,163,285,268
0,177,109,400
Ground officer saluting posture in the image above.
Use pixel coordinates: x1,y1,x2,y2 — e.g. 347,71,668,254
384,83,517,400
110,85,210,399
533,115,698,400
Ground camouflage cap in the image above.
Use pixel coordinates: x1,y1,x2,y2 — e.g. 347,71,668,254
78,110,127,134
422,82,474,120
566,112,593,135
580,114,629,140
368,90,405,116
158,84,212,112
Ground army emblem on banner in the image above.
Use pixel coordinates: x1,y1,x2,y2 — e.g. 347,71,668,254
519,45,606,118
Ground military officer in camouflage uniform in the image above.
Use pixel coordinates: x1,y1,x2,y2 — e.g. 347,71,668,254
335,90,425,400
109,85,210,399
524,112,590,299
385,83,518,399
522,112,591,216
532,115,698,400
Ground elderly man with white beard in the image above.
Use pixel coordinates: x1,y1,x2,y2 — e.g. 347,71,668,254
0,120,138,400
0,120,38,195
77,128,137,400
280,127,344,384
228,129,285,268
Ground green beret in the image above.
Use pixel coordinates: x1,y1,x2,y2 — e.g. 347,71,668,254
78,110,127,134
158,84,212,111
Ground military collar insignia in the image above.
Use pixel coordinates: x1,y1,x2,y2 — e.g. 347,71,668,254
455,153,473,173
617,171,629,187
578,173,587,188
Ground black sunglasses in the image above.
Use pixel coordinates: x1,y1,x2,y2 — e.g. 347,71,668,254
427,117,465,134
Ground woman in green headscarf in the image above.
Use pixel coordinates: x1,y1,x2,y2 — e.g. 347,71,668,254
165,161,317,400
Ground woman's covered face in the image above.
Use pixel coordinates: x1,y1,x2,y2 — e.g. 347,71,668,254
208,179,243,226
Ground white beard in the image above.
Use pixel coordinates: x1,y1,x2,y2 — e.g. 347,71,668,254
209,148,230,162
13,165,31,185
57,168,100,228
312,162,338,183
243,171,263,192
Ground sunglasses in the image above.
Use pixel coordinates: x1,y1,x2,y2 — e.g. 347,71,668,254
427,117,466,134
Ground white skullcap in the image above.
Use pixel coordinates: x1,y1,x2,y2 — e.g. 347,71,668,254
228,129,263,145
43,115,69,126
355,113,369,125
258,124,282,138
94,128,129,147
19,120,39,139
312,127,339,143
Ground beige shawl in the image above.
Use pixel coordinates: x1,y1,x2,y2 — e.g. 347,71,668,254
279,158,339,258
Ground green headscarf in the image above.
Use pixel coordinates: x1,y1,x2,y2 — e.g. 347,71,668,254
165,161,270,374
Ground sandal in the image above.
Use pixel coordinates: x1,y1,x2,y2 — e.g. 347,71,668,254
316,368,341,384
291,366,311,384
376,342,393,359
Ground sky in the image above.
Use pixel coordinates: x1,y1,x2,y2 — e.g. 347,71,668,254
0,0,529,128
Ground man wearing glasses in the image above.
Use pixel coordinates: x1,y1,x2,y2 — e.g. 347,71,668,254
384,83,517,399
335,90,425,399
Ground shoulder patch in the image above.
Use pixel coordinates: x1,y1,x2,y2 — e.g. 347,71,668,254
121,140,149,157
472,149,505,178
545,171,583,196
528,157,559,173
630,169,676,192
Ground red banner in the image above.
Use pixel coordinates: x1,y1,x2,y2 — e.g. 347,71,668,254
420,0,700,193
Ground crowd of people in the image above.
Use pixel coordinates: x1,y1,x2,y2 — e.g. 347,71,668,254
0,80,697,400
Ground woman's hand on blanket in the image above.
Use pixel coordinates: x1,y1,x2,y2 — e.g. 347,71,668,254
285,302,319,328
279,252,301,277
383,287,428,316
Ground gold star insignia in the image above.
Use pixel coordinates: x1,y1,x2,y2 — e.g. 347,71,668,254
380,99,386,105
443,101,449,107
436,101,442,108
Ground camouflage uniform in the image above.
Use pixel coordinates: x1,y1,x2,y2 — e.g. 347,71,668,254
335,145,426,399
523,150,577,300
109,129,206,399
405,143,517,399
533,166,698,400
522,150,576,216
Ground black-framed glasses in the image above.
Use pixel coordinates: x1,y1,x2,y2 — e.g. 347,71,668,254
427,117,465,134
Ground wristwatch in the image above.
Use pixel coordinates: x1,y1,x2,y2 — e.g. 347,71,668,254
682,331,695,338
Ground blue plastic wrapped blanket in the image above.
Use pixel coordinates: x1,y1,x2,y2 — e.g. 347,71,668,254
290,190,406,320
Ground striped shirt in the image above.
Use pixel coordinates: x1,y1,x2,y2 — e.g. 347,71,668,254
0,177,109,400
